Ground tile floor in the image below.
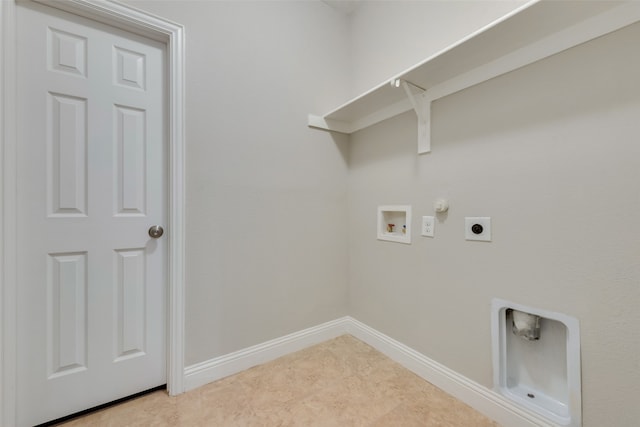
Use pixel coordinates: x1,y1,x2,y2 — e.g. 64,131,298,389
56,335,499,426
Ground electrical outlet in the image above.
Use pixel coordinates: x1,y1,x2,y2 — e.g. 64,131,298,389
465,217,491,241
422,216,435,237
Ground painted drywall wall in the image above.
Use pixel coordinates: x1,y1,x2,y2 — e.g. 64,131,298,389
347,0,527,96
107,2,640,424
348,19,640,427
120,0,351,366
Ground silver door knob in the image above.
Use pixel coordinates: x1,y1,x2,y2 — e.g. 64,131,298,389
148,225,164,238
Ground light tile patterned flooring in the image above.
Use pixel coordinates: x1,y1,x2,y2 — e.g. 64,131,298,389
57,335,498,426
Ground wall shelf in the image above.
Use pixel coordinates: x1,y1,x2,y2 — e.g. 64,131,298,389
308,0,640,154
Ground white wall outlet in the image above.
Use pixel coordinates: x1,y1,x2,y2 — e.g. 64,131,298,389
421,216,435,237
465,217,491,242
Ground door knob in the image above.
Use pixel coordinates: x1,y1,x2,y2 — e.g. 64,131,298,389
148,225,164,239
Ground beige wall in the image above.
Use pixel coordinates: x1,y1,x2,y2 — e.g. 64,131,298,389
347,17,640,427
121,0,352,365
347,0,527,96
111,1,640,424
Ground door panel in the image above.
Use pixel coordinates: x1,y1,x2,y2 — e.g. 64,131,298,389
47,251,88,379
16,2,167,425
47,92,88,217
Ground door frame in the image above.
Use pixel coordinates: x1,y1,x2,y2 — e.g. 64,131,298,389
0,0,186,424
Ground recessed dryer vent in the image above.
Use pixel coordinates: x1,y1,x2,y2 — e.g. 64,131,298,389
491,299,581,427
511,309,541,341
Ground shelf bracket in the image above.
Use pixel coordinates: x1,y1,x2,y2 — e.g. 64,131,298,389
395,79,431,154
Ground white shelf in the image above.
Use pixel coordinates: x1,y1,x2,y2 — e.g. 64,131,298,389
309,0,640,154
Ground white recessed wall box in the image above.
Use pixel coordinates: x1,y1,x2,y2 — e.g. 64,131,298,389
492,299,582,427
377,205,411,244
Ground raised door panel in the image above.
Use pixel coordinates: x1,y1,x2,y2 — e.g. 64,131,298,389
46,252,88,379
47,93,87,217
113,46,146,90
114,105,146,216
114,248,146,361
47,27,87,77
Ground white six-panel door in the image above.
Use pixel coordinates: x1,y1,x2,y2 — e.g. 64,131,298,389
16,2,167,425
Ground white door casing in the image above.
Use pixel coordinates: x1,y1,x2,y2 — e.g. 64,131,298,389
1,1,185,425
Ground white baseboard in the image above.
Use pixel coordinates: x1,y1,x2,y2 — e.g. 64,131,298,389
183,316,350,391
184,316,555,427
345,317,556,427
